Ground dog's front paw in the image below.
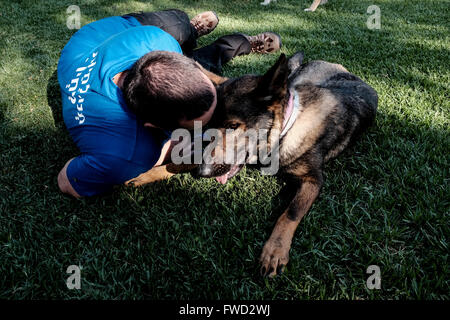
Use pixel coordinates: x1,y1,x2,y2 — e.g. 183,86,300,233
304,8,314,12
259,238,290,277
125,173,151,187
125,177,142,187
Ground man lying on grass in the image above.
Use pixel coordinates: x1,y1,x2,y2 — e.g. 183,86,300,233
57,9,281,198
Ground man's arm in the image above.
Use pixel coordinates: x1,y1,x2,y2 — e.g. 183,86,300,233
58,158,81,198
153,138,174,167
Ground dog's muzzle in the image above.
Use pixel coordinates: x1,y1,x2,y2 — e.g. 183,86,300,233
196,163,244,184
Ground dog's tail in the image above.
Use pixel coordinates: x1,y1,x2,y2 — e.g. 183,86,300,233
357,83,378,128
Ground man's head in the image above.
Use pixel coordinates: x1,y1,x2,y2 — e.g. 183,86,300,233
123,51,216,130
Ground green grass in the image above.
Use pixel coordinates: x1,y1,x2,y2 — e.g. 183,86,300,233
0,0,449,299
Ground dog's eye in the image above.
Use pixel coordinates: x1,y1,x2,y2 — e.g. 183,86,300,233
225,122,240,130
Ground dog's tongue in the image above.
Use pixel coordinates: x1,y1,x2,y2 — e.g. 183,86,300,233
215,173,229,184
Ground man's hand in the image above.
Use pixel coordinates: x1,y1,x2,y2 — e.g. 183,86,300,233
58,158,81,198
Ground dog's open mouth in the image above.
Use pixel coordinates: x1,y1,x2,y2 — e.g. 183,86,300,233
215,164,243,184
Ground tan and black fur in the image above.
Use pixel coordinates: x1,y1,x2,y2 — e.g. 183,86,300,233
127,52,378,277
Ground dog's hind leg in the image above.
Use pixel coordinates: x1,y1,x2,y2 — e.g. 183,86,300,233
260,167,323,277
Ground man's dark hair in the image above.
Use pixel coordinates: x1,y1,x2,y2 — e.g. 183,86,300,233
122,51,215,129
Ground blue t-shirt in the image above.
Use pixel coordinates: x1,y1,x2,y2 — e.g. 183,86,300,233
58,16,182,196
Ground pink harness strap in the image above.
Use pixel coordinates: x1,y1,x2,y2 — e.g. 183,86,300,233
282,92,295,131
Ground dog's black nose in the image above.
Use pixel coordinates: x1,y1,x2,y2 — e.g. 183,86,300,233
195,164,214,178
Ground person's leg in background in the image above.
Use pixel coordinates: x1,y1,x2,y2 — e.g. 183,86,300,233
122,9,217,54
191,31,282,74
190,34,251,74
122,9,282,74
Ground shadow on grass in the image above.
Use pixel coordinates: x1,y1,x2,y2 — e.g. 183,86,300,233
47,70,65,128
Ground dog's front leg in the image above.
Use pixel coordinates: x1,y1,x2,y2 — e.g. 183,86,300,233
260,171,322,277
125,163,198,187
195,62,228,86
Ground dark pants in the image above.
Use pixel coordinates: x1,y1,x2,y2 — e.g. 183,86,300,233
123,9,252,74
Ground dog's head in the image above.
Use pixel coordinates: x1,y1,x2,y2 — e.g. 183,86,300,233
196,53,294,183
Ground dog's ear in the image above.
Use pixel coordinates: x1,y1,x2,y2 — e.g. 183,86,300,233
288,51,304,72
195,62,229,86
255,54,289,101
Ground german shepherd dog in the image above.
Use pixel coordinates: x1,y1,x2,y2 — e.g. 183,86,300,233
126,52,378,277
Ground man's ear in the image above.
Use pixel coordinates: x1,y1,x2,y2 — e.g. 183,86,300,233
144,122,158,128
195,62,229,86
255,54,289,101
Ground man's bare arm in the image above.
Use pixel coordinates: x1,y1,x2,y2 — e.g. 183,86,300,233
58,158,81,198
